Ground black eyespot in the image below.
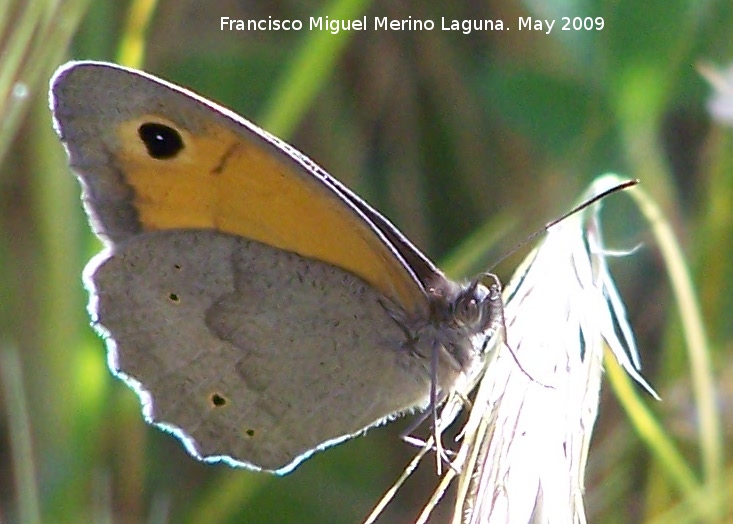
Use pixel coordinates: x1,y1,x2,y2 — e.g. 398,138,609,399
245,428,255,437
168,292,179,303
138,122,184,159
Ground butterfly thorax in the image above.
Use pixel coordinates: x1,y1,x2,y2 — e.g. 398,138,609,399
387,276,503,395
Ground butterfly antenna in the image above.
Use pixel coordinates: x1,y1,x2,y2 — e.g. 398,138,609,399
489,179,639,271
488,179,639,387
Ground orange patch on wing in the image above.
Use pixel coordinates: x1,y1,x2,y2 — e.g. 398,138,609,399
115,116,424,312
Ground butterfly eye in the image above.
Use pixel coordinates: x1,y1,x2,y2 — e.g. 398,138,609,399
454,293,480,327
138,122,184,159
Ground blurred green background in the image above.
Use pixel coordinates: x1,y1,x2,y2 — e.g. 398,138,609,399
1,0,731,522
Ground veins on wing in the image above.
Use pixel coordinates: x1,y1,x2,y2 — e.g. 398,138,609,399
378,297,422,355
